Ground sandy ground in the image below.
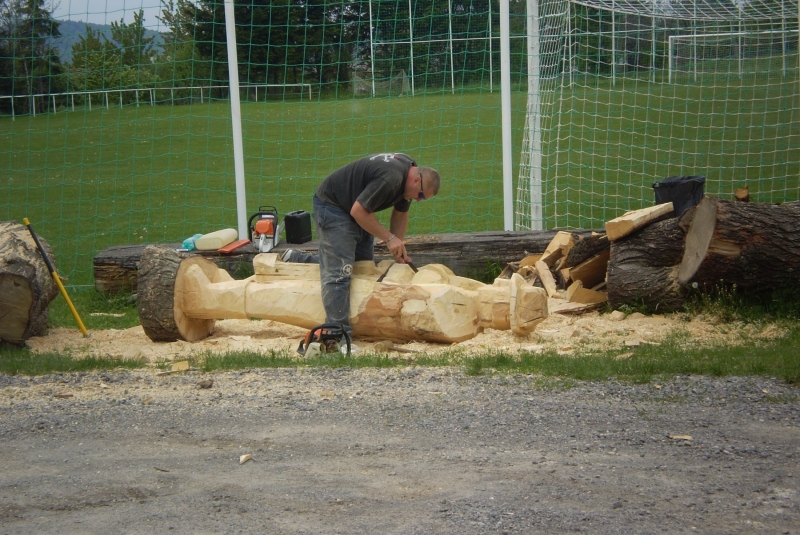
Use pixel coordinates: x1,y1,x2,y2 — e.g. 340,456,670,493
24,298,784,364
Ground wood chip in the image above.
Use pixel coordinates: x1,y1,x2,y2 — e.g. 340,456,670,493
171,360,190,372
154,466,170,472
566,280,608,305
239,454,253,465
667,435,693,441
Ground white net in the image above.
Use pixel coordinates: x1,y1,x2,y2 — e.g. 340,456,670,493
352,69,410,97
516,0,800,230
669,29,797,82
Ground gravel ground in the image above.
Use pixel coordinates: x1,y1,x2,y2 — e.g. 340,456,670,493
1,367,799,534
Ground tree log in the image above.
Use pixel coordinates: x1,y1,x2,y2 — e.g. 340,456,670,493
95,230,597,292
137,245,214,342
563,233,609,268
606,218,686,312
678,197,800,291
0,221,59,343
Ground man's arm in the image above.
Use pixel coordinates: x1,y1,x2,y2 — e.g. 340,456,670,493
389,208,409,240
351,201,410,262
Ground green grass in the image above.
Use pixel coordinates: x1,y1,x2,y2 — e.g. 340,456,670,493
3,71,798,286
48,287,140,331
462,326,800,385
197,347,457,372
4,322,798,383
0,344,145,376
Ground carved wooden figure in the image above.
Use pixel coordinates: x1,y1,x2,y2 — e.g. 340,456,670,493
138,246,548,344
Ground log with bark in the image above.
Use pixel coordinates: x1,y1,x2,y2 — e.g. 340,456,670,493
97,230,597,293
606,197,800,312
562,233,609,269
677,197,800,292
0,221,59,343
606,218,687,311
137,246,549,344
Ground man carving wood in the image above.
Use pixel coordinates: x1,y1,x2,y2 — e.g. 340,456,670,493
283,153,440,339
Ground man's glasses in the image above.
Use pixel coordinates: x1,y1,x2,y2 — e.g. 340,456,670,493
417,170,426,200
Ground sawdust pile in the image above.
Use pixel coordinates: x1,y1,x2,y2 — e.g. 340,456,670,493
25,298,784,365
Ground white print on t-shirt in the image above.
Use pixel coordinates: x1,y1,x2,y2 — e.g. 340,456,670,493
369,153,398,163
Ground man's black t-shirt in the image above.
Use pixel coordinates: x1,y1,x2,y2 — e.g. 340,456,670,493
315,153,415,215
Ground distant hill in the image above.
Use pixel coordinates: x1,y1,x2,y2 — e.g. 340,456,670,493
52,19,165,64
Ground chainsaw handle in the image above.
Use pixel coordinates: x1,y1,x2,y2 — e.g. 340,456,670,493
296,323,351,356
248,206,279,234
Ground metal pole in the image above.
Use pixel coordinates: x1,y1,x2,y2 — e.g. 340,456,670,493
651,11,656,83
448,0,456,93
488,1,493,92
224,0,249,241
500,0,514,230
668,36,673,83
408,0,415,96
611,0,616,85
567,1,573,87
693,1,697,82
526,0,542,230
368,0,376,97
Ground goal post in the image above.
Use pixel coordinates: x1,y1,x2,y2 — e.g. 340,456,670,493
668,30,798,83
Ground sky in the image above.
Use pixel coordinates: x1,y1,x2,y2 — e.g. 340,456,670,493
51,0,166,28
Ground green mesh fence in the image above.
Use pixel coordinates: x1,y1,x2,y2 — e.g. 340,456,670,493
1,0,799,289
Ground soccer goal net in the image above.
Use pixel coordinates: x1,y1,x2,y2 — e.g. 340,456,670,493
515,0,800,230
669,30,797,83
353,70,411,97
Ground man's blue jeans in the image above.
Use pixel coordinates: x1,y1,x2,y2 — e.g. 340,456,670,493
292,196,374,335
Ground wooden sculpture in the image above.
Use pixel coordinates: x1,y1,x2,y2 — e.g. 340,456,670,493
138,246,549,344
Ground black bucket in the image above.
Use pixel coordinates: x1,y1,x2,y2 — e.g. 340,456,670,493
653,175,705,217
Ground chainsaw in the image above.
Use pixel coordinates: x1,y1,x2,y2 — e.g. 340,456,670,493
297,323,351,357
248,206,285,253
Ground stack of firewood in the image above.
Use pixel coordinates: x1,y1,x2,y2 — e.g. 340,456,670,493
499,229,611,313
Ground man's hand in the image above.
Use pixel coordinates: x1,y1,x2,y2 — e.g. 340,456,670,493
351,201,412,263
387,235,411,264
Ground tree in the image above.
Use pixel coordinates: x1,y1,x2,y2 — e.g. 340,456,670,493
0,0,64,114
155,0,212,96
68,26,119,91
111,9,156,67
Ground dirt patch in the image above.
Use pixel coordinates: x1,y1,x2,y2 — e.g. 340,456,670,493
25,298,784,363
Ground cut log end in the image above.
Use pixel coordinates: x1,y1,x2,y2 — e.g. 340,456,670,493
0,221,59,343
137,245,215,342
677,197,718,286
734,187,750,203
